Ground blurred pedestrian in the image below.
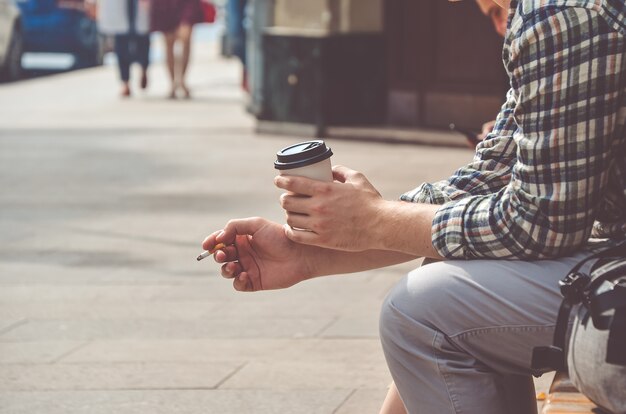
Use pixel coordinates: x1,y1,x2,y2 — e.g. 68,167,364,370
95,0,151,97
226,0,248,91
150,0,203,99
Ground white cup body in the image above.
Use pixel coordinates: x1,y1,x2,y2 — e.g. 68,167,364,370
277,157,333,182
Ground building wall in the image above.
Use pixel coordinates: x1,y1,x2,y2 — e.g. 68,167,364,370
273,0,382,33
261,0,508,130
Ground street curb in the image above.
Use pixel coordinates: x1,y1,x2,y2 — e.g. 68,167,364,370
256,121,470,148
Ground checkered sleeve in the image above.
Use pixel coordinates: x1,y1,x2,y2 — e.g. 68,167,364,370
401,88,519,206
429,7,625,259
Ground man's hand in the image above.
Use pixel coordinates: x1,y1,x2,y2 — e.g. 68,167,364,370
275,165,385,251
478,119,497,142
202,217,319,292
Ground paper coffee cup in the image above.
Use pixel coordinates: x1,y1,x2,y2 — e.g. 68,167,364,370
274,140,333,182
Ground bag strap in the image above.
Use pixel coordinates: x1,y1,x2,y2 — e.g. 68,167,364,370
531,239,626,372
589,274,626,329
585,258,626,303
589,272,626,365
566,239,626,284
607,308,626,365
531,299,572,371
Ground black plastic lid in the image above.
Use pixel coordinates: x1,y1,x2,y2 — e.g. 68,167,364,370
274,140,333,170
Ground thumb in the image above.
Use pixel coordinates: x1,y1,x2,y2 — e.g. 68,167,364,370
332,165,357,183
333,165,368,185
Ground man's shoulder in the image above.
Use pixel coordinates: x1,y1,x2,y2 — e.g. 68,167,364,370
515,0,626,34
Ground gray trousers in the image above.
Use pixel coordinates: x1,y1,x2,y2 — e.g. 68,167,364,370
379,251,593,414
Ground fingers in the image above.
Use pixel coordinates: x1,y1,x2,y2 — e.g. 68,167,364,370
201,217,268,293
219,259,255,292
279,192,321,231
232,271,260,292
285,213,314,233
275,167,367,197
274,175,329,196
479,120,496,141
221,261,242,279
201,232,235,264
214,244,238,263
221,217,265,243
203,217,265,256
283,223,319,246
202,230,223,251
279,193,312,215
218,245,254,292
233,272,252,292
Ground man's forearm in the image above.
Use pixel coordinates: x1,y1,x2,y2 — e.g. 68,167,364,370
307,248,419,279
373,200,443,259
307,200,442,278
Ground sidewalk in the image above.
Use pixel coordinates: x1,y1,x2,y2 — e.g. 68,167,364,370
0,34,549,413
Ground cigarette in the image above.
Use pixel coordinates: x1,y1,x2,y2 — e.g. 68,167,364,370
196,243,226,261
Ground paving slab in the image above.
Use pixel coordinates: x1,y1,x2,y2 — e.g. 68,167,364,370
0,286,171,304
0,319,27,336
0,390,350,414
220,360,391,390
0,302,215,322
0,341,86,364
319,314,381,338
61,338,386,366
62,339,318,364
0,317,334,342
0,362,242,391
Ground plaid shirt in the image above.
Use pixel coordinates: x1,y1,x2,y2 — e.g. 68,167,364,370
401,0,626,260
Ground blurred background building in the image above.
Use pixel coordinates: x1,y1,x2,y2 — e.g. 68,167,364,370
2,0,508,138
243,0,509,138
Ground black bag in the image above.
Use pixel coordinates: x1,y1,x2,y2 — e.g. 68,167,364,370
532,239,626,413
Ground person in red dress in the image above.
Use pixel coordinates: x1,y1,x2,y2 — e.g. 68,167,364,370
150,0,203,98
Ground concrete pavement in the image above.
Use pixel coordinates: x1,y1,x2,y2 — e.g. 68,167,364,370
0,35,550,413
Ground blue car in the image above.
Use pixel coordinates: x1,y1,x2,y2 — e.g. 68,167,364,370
15,0,103,67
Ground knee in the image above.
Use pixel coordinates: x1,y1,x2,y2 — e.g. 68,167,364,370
379,262,461,347
177,25,193,41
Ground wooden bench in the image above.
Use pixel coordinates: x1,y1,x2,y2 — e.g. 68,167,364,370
541,371,604,414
